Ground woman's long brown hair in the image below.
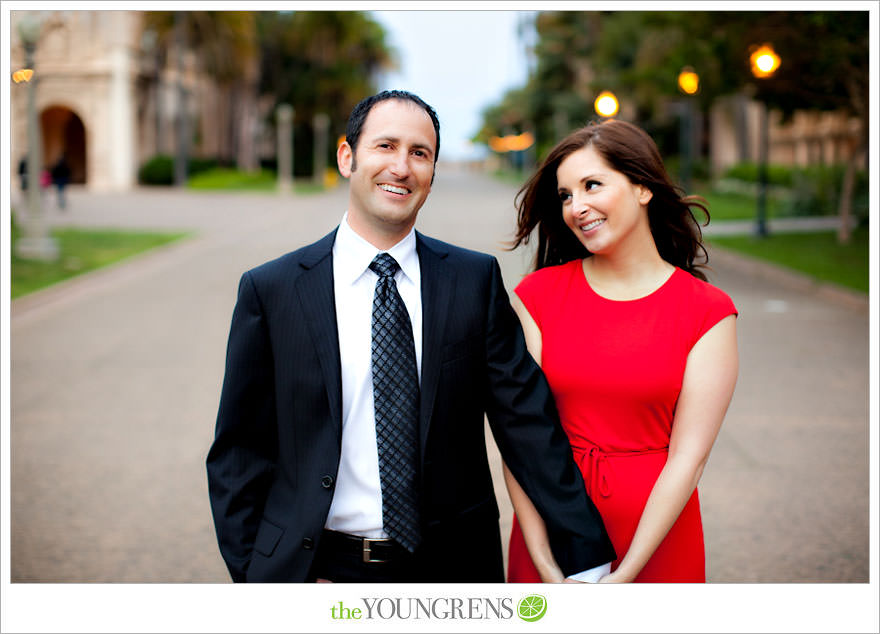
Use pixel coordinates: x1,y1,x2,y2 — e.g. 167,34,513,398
511,119,710,281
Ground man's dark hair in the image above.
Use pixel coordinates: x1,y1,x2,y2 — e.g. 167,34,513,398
345,90,441,166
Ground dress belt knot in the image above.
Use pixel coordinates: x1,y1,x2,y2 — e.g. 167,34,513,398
576,445,669,498
588,447,613,498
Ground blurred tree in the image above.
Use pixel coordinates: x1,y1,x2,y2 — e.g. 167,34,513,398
731,11,868,242
478,11,868,241
257,11,394,177
590,12,749,115
474,11,603,160
477,12,757,156
142,11,260,171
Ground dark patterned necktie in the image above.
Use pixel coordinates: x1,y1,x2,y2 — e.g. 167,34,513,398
369,253,421,552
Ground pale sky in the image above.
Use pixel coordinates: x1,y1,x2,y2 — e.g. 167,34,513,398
371,10,536,161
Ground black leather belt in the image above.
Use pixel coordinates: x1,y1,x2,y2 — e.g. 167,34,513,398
320,530,409,564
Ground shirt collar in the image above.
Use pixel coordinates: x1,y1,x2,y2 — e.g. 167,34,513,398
334,212,418,286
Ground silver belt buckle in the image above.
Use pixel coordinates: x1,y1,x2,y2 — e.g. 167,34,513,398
362,537,389,563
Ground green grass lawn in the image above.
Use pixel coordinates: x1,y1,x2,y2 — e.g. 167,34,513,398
187,168,329,194
187,168,277,191
694,189,785,222
709,227,869,293
11,221,188,299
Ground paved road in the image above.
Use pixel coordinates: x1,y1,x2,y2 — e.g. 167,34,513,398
10,168,870,582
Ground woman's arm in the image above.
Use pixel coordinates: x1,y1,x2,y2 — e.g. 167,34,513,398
600,314,738,583
502,293,566,582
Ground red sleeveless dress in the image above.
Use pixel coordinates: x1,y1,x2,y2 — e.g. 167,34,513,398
507,261,737,583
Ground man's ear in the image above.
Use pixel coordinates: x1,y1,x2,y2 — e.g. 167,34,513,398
337,141,353,178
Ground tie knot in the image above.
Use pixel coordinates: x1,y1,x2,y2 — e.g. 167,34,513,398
369,253,400,279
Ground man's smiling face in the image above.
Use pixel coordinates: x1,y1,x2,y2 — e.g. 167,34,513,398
337,99,437,249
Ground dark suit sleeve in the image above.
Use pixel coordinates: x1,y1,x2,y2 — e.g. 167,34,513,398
482,258,616,576
206,271,279,582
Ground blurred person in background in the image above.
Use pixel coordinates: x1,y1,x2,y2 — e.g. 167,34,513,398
18,155,29,194
51,154,71,210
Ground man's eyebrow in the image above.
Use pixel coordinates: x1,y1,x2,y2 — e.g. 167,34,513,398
369,135,400,145
369,135,434,157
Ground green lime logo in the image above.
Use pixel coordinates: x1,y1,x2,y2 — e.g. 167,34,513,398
517,594,547,622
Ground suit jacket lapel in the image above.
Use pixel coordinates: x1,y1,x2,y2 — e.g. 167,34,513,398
295,229,343,436
416,233,453,462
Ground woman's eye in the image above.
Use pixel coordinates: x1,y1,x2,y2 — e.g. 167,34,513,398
586,180,601,190
558,191,572,203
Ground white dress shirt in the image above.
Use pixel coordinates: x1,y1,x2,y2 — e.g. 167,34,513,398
324,213,609,581
325,213,422,538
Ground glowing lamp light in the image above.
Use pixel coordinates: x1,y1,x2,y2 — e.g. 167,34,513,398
507,131,534,152
488,136,508,152
750,44,781,79
594,91,619,118
678,67,699,95
488,132,535,153
12,68,34,83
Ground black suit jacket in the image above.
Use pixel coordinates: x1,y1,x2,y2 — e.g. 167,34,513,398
207,228,615,582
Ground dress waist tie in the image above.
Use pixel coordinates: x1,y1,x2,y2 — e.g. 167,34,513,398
574,445,669,498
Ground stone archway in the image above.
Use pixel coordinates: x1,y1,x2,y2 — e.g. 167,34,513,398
40,105,87,184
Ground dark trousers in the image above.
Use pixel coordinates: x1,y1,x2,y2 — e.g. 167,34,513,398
308,531,423,583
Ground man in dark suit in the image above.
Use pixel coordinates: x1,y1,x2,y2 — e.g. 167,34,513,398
207,90,614,582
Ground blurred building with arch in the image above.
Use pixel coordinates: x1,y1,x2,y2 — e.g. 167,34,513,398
10,10,258,193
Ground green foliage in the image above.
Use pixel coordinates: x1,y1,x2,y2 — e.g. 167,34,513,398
475,12,604,152
142,12,258,83
187,168,277,191
138,155,174,185
257,11,394,169
183,167,329,193
709,227,868,293
722,162,795,187
782,166,869,220
719,162,869,220
694,190,785,221
10,216,187,299
478,11,868,157
142,12,260,167
138,155,220,185
590,12,743,116
664,156,712,187
741,11,868,121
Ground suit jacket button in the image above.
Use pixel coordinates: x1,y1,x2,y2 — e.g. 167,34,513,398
321,475,334,489
302,537,314,550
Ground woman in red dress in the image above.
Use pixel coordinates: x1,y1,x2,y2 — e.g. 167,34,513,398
504,120,738,583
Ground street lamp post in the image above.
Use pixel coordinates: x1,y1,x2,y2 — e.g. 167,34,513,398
174,11,189,187
15,13,58,261
276,104,294,193
313,113,330,186
750,44,781,237
677,67,699,194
